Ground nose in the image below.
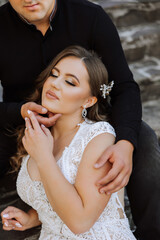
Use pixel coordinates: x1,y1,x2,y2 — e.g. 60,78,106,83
50,76,61,90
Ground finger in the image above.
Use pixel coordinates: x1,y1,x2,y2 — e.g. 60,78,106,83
108,177,129,194
99,171,126,194
2,209,21,221
1,206,17,219
47,111,55,118
36,113,62,127
2,211,15,220
3,221,13,231
96,164,122,186
41,124,51,136
7,220,23,230
25,117,33,131
94,148,112,168
27,110,41,131
28,102,47,115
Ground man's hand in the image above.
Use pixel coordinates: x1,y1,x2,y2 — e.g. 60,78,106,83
21,102,61,127
94,140,134,194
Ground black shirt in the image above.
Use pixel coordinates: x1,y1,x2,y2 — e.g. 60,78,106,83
0,0,142,174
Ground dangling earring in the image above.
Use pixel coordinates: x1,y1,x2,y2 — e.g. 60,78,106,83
82,106,87,119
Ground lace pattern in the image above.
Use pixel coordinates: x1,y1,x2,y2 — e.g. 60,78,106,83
17,121,136,240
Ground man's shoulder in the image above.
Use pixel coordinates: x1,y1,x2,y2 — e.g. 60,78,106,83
0,2,10,13
63,0,101,11
0,2,10,19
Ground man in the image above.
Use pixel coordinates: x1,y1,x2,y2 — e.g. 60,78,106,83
0,0,159,239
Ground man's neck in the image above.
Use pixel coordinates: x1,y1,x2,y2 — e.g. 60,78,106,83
36,0,57,35
18,0,57,35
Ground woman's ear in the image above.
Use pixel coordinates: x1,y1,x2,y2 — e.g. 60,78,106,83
84,96,97,109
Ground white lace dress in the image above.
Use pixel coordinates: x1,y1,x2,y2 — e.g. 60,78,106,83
17,121,136,240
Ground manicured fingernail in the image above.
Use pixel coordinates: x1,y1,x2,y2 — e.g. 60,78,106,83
3,214,9,218
27,110,31,114
4,222,9,227
15,223,22,228
25,117,28,121
42,108,47,113
94,163,99,168
41,124,45,128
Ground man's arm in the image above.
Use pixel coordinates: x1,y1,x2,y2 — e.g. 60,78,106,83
91,5,142,193
0,101,61,131
91,5,142,148
0,102,24,129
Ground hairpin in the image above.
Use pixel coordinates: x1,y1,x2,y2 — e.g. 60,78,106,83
100,81,114,99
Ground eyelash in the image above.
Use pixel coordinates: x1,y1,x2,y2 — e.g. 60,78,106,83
50,73,57,78
50,73,76,87
65,81,76,87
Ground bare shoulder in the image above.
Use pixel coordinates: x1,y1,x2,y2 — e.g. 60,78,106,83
82,121,115,165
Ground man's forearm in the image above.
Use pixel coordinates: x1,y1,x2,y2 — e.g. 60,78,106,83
0,102,24,129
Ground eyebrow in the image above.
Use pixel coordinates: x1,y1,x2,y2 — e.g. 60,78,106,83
53,67,80,83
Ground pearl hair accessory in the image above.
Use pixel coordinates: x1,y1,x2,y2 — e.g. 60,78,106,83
100,81,114,99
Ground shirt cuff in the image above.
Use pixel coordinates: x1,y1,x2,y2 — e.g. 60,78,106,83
115,126,140,149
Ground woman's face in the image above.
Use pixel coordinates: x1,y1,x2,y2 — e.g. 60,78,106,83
42,56,95,117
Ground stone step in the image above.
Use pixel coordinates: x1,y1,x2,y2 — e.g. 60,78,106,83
98,1,160,28
91,1,160,62
142,99,160,143
0,0,7,6
129,56,160,141
119,21,160,62
129,55,160,101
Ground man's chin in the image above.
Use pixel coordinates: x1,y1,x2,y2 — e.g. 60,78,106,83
22,13,45,24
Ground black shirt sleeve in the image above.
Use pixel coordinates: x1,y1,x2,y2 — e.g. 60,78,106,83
0,102,24,130
91,6,142,148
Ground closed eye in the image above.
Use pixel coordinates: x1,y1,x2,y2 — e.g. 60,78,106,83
65,80,76,86
50,73,58,78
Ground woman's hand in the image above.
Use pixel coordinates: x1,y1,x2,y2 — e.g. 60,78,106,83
21,102,61,127
22,110,54,165
1,206,40,231
94,140,134,194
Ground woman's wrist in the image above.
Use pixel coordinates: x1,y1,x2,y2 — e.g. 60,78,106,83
26,209,41,229
36,153,55,169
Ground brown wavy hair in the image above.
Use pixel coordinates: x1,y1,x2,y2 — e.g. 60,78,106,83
11,45,112,172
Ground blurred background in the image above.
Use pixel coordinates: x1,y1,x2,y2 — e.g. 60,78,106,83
0,0,160,238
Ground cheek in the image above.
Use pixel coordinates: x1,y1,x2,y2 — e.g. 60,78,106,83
41,81,49,103
62,89,86,103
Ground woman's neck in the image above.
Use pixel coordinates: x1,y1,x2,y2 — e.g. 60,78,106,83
51,113,83,140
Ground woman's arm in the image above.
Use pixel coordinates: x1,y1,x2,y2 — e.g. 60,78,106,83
23,112,115,234
39,134,115,234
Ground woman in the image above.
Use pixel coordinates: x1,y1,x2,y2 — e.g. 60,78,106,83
1,46,136,239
